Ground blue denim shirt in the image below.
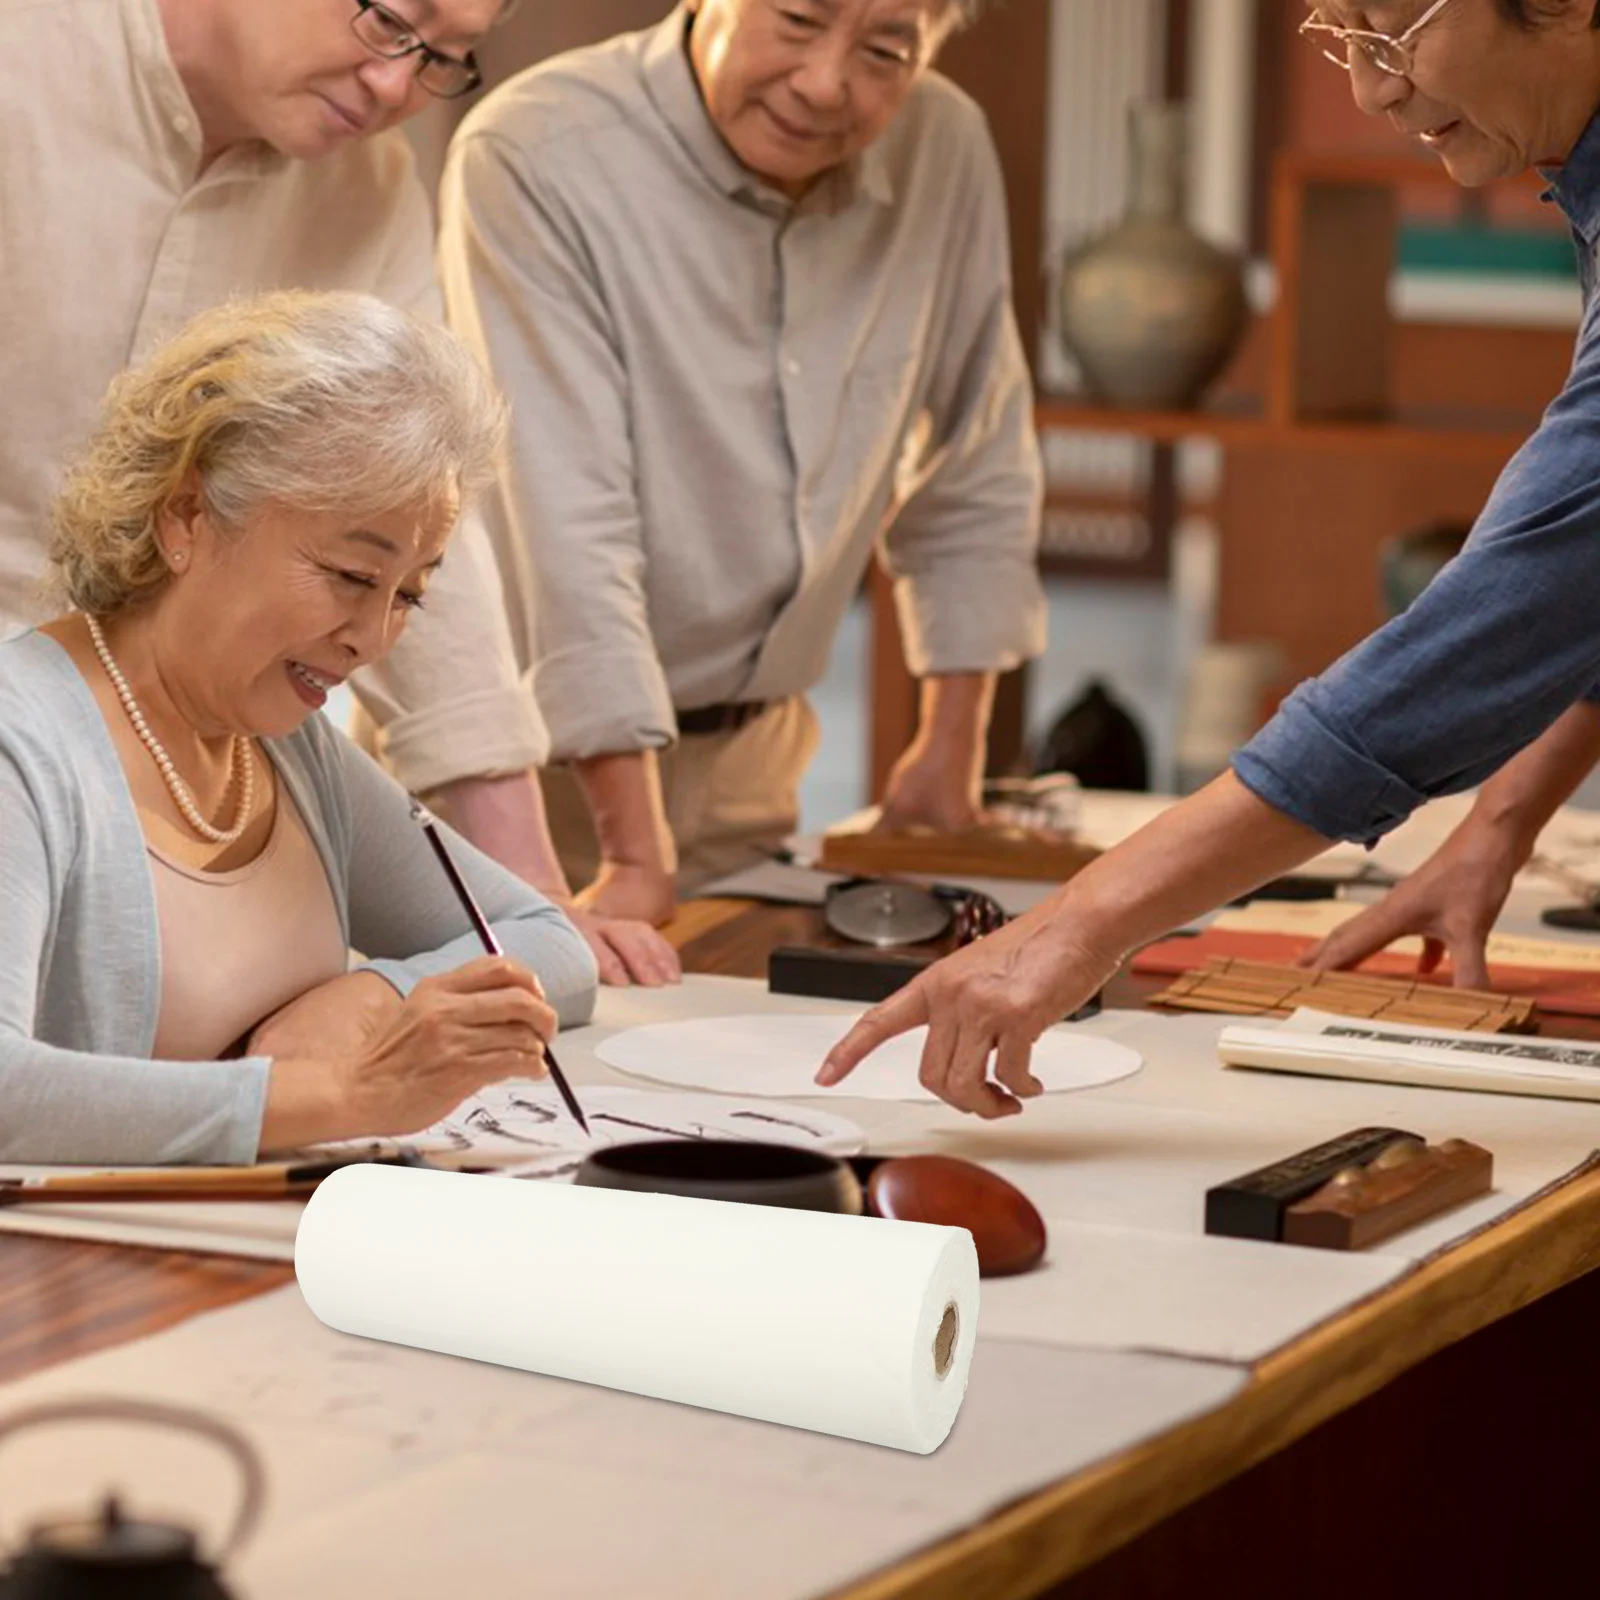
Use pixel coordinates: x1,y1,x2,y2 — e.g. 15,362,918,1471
1234,106,1600,845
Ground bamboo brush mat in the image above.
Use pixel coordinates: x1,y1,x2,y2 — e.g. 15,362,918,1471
1148,957,1536,1034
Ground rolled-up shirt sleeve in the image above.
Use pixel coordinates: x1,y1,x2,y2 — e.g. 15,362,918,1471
439,130,675,763
1235,295,1600,844
351,175,551,792
880,118,1046,678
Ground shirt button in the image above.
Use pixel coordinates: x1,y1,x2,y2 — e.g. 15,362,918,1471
172,113,192,135
784,358,802,378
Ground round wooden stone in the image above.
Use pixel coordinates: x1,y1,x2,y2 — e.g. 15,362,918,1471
866,1155,1047,1277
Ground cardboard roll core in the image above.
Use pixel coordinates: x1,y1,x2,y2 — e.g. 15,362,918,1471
933,1303,960,1378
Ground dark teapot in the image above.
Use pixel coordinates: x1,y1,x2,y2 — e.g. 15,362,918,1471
0,1398,263,1599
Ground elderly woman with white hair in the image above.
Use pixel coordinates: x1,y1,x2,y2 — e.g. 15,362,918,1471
0,290,598,1165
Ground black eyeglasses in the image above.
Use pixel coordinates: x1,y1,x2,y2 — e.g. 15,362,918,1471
351,0,483,100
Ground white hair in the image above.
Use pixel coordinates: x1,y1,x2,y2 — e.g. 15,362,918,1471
49,290,507,615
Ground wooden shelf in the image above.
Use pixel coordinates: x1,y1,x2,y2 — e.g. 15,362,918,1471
1035,393,1539,459
1268,411,1538,458
1037,151,1557,463
1035,395,1271,447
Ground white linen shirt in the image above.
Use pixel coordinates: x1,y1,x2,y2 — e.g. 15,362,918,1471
0,0,549,790
439,8,1047,760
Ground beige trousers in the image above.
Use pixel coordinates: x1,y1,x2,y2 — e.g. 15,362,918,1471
542,697,820,894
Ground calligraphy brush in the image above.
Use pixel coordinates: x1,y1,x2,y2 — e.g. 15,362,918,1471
410,802,590,1136
0,1151,482,1206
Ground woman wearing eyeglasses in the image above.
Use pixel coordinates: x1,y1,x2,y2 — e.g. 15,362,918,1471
819,0,1600,1117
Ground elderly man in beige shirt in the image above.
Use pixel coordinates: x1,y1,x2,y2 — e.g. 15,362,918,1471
0,0,677,985
440,0,1046,926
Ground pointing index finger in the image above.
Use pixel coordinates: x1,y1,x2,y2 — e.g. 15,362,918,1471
815,983,928,1087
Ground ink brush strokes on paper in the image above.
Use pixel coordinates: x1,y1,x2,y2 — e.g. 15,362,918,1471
0,1086,867,1257
315,1083,866,1170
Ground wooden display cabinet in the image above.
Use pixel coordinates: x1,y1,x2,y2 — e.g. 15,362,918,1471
874,152,1556,801
866,137,1577,798
1036,150,1558,458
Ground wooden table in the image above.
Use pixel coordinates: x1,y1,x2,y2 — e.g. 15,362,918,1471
4,899,1598,1597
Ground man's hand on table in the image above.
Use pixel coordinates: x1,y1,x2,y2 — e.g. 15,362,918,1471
875,671,994,833
559,895,682,987
1302,807,1528,989
569,749,681,956
875,742,985,833
1311,700,1600,987
421,768,680,988
576,859,679,930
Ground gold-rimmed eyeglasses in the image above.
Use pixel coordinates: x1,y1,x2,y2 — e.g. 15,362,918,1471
350,0,483,100
1299,0,1457,77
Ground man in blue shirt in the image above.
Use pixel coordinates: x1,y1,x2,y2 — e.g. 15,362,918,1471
818,0,1600,1118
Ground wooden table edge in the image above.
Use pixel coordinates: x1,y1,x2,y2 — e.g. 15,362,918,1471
6,898,1595,1598
679,894,1600,1597
24,1144,1586,1600
829,1161,1600,1599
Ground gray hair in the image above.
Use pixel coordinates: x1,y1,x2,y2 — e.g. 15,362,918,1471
48,290,506,616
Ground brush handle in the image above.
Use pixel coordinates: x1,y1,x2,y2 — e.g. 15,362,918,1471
412,806,589,1135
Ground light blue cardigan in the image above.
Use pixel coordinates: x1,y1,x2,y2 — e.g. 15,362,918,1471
0,632,598,1165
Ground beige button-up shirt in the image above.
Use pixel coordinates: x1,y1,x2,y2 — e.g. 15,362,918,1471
439,8,1045,762
0,0,548,792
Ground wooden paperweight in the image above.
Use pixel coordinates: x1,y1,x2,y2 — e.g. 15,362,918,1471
818,823,1098,884
865,1155,1048,1277
1282,1137,1494,1251
1204,1127,1420,1242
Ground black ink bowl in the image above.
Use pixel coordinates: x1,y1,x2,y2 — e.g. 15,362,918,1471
574,1140,865,1215
574,1146,1047,1274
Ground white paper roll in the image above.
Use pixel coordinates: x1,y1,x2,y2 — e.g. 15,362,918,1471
295,1165,980,1454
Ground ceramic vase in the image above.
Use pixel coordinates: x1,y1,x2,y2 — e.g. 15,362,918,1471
1058,103,1249,410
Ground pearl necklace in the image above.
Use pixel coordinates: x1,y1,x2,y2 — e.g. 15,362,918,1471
84,613,255,846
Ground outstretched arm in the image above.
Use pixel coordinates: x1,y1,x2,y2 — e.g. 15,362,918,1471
820,773,1328,1117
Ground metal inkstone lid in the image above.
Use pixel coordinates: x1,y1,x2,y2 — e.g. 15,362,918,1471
824,881,954,948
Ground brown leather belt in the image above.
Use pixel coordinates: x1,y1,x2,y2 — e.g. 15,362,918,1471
675,701,770,737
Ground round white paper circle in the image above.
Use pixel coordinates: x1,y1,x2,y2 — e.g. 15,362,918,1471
595,1014,1142,1102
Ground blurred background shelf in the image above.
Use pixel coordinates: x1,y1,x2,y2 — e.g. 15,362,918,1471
403,1,1584,813
1034,394,1541,459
